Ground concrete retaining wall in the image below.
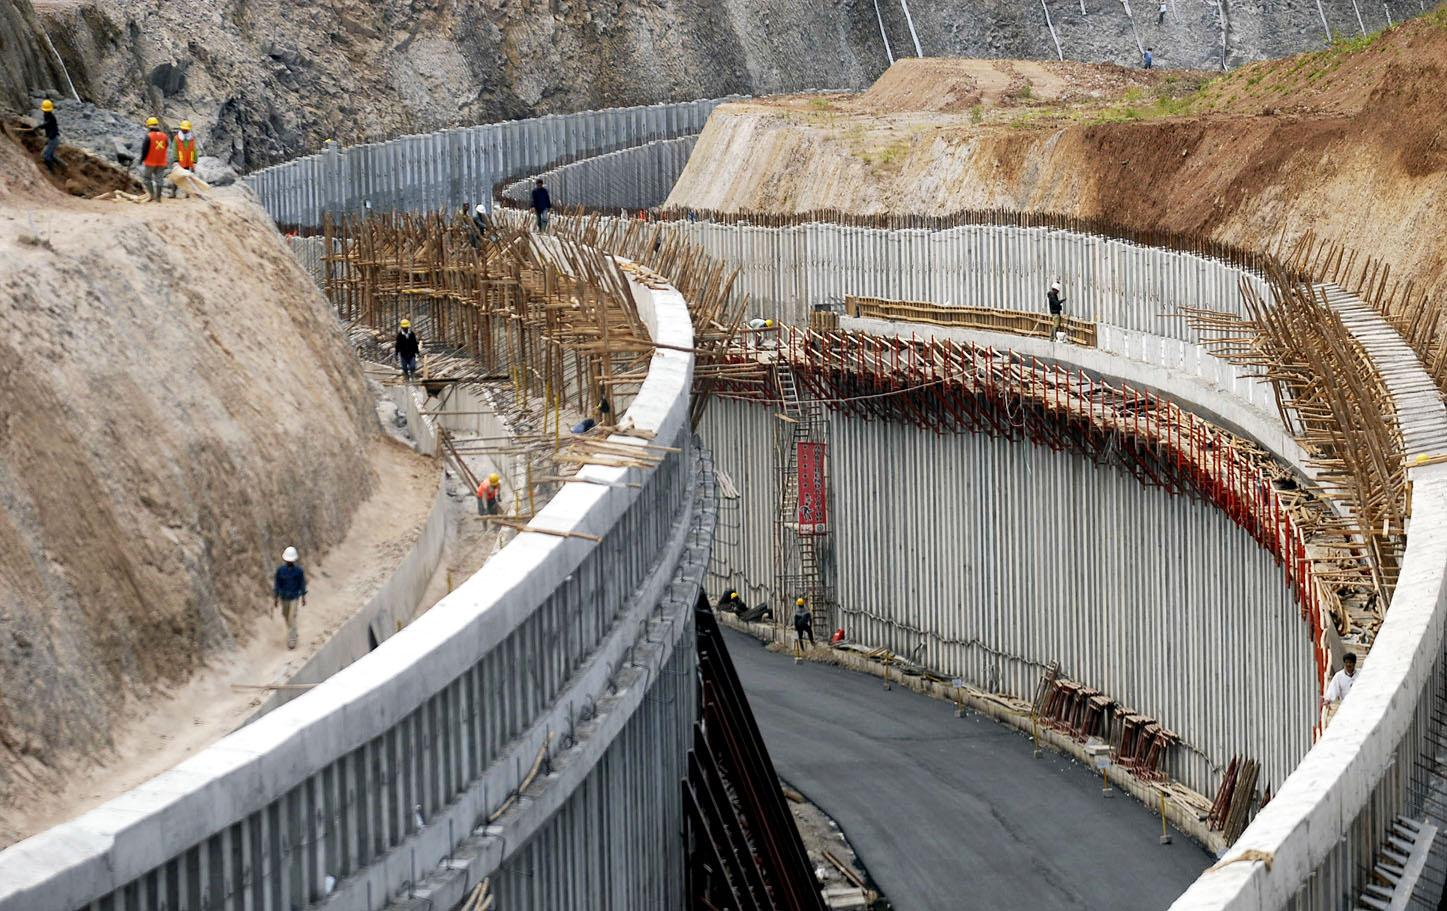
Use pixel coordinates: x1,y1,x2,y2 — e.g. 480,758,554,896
701,393,1314,797
600,217,1270,340
0,267,706,911
246,100,731,228
501,135,700,212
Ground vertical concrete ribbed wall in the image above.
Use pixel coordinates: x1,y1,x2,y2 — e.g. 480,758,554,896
624,219,1269,340
700,397,1314,796
502,136,700,211
245,101,730,228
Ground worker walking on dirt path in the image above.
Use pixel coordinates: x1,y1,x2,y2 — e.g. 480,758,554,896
273,546,308,650
1047,280,1067,340
39,99,63,174
169,121,197,197
395,319,420,382
477,473,501,516
141,117,170,202
1321,652,1357,727
793,597,815,648
531,178,551,232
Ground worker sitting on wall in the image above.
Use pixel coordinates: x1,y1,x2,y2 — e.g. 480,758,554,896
717,590,743,614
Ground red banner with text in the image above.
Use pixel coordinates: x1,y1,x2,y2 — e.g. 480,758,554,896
796,442,827,530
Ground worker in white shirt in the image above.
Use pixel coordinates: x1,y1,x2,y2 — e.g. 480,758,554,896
1321,652,1357,728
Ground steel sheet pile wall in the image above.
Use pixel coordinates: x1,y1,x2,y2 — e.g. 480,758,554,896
0,272,707,911
700,397,1313,796
501,135,700,211
245,100,728,229
619,219,1269,341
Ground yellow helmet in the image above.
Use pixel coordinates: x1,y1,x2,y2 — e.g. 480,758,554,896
400,319,410,328
41,99,53,112
180,120,192,131
488,473,500,484
146,116,159,128
796,597,806,606
766,319,774,327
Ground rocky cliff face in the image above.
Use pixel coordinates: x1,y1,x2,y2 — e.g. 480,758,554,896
20,0,1403,172
0,0,61,112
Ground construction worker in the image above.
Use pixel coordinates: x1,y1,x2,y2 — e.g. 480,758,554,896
793,597,815,648
1321,652,1357,727
531,178,551,232
468,203,495,248
717,590,743,614
39,99,63,173
1144,47,1154,69
170,120,197,197
395,318,420,382
1047,280,1067,340
273,546,307,650
141,117,169,202
477,472,501,516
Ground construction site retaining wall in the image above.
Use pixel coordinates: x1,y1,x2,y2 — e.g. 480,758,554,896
626,219,1270,340
701,392,1314,797
245,100,730,229
501,135,699,212
0,270,708,911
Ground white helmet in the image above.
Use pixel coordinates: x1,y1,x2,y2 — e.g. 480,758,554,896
475,203,487,216
1051,282,1062,291
282,546,298,562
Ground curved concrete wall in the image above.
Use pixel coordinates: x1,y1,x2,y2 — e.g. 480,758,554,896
702,391,1313,797
0,268,708,911
245,100,731,229
501,135,700,212
612,218,1270,339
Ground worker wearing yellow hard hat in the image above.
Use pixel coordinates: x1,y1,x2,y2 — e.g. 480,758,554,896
793,596,815,647
477,472,502,516
395,318,420,383
39,99,62,173
142,117,169,202
170,120,198,198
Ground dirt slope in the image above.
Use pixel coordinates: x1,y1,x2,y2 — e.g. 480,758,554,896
668,14,1447,294
0,136,375,813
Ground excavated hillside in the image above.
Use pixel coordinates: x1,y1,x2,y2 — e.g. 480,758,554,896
4,0,1416,170
0,137,376,822
668,13,1447,294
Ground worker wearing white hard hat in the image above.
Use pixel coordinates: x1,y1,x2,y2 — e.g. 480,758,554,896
273,546,307,649
1047,280,1067,341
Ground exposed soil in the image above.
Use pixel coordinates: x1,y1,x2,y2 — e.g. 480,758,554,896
668,12,1447,296
3,117,141,196
0,436,436,847
0,134,377,828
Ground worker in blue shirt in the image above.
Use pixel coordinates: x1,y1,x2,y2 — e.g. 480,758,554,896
273,546,307,649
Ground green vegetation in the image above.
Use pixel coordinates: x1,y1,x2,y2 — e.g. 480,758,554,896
971,103,983,124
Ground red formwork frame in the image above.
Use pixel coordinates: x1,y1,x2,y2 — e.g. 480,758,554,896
714,328,1333,738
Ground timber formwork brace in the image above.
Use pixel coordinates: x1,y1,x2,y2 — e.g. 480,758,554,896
716,327,1371,715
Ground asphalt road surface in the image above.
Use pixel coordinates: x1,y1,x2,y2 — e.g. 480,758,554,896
724,629,1212,911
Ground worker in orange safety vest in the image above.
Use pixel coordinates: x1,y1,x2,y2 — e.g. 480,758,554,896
477,473,501,516
170,120,197,197
141,116,169,202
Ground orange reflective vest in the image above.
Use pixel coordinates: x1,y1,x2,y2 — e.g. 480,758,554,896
143,130,169,168
175,133,196,169
478,481,498,501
